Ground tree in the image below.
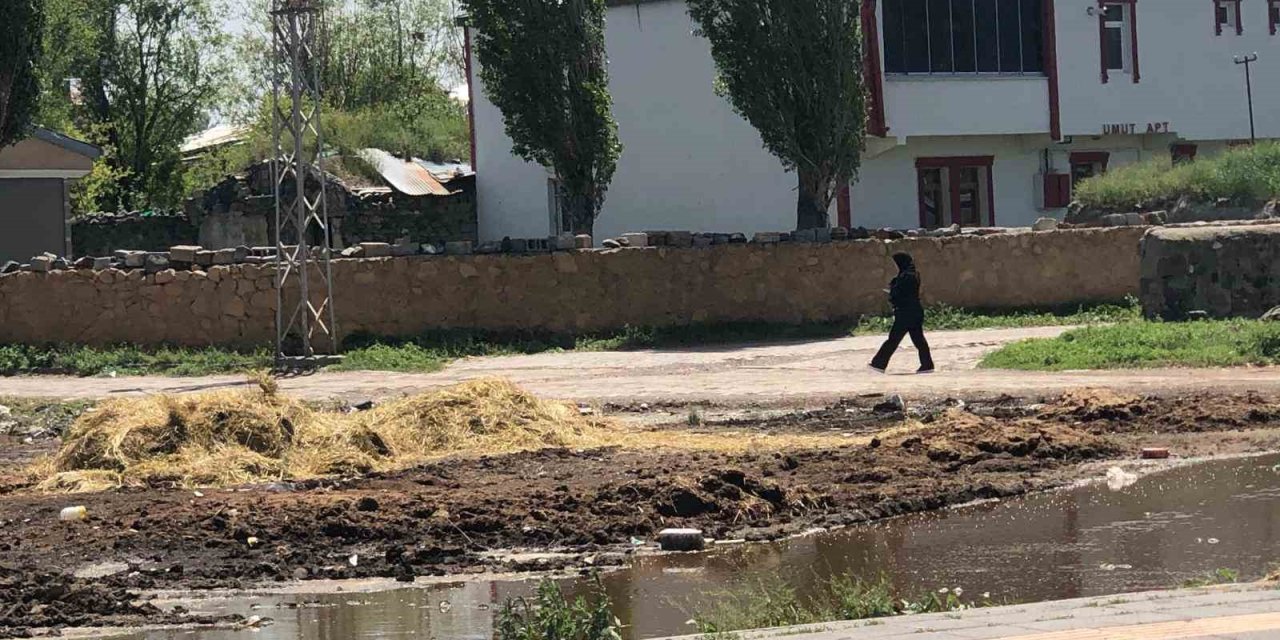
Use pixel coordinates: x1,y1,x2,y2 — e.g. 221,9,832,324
36,0,226,211
464,0,622,236
0,0,45,148
687,0,866,230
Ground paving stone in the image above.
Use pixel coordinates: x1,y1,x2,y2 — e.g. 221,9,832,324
621,232,648,247
359,242,392,258
169,245,201,263
574,234,593,249
212,249,237,265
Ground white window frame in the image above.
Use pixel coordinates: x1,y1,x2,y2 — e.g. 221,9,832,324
1102,4,1132,74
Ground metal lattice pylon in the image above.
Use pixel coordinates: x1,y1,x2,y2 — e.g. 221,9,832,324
270,0,338,363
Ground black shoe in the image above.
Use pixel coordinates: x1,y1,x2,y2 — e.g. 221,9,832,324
917,367,936,374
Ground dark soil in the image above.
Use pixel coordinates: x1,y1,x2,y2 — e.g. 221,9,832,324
1,390,1279,635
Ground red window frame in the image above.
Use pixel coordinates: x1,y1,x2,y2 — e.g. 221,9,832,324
1215,0,1244,35
1171,144,1199,165
1099,0,1140,84
1271,0,1280,34
915,156,996,229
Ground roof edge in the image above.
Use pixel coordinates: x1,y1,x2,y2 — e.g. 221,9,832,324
30,127,103,160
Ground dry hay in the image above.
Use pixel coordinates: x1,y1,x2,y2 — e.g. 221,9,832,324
32,378,615,492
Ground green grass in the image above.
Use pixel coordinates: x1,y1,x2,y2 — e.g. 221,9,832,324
981,320,1280,371
0,301,1137,378
498,579,621,640
1181,568,1240,589
1074,141,1280,212
690,575,994,637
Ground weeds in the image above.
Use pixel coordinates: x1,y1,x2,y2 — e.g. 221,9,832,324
981,320,1280,370
690,575,994,635
1074,141,1280,212
1182,568,1239,588
497,579,621,640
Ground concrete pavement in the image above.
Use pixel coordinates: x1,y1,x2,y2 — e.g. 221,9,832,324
657,583,1280,639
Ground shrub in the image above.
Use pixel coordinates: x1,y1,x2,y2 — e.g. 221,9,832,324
497,580,621,640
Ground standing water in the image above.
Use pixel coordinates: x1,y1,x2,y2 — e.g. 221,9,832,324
112,453,1280,640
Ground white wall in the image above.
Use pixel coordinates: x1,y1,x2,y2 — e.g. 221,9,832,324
884,76,1050,137
473,0,797,242
1056,0,1279,141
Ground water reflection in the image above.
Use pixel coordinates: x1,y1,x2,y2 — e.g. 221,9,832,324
113,453,1280,640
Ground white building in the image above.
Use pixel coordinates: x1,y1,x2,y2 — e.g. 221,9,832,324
468,0,1280,240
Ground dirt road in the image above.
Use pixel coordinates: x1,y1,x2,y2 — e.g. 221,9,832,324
1,326,1279,404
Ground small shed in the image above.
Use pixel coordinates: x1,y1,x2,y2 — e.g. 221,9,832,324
0,128,102,263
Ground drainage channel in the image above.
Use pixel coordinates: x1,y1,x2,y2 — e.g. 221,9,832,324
109,452,1280,640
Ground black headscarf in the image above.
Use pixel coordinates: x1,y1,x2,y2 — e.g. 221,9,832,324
892,252,915,272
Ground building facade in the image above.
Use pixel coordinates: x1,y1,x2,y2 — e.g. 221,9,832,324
470,0,1279,241
0,128,101,263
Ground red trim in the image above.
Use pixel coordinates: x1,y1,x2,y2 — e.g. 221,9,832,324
837,183,851,228
1211,0,1243,35
915,156,994,168
1271,0,1280,35
1045,0,1061,140
1070,151,1112,170
1171,143,1199,162
914,156,995,228
861,0,888,137
464,26,478,169
1098,3,1109,84
1129,1,1140,83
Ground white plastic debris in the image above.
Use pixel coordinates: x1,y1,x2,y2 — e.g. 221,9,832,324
1105,467,1139,491
246,536,260,547
348,554,359,567
59,506,88,522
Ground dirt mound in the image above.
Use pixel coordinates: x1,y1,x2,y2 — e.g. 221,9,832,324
33,378,614,492
0,565,238,636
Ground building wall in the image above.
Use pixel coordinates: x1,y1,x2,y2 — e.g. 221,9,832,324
474,0,798,242
1055,0,1279,142
0,228,1145,347
0,179,67,263
473,0,1278,239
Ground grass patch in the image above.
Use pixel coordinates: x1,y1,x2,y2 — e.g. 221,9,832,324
0,301,1137,377
1074,141,1280,212
690,575,993,636
498,579,620,640
981,320,1280,371
1182,568,1239,589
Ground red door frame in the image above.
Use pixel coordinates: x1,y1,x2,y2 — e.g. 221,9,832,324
1069,151,1112,172
1215,0,1244,35
915,156,996,229
1099,0,1140,84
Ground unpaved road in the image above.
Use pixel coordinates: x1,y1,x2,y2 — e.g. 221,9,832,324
2,326,1279,404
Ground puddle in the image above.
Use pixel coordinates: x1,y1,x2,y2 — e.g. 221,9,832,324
107,453,1280,639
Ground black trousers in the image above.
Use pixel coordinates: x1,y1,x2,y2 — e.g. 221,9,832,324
871,316,934,371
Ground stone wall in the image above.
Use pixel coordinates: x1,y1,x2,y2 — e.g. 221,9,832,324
1140,224,1280,320
71,213,197,257
0,227,1146,348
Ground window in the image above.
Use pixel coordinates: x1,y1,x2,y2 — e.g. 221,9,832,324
883,0,1045,75
1070,152,1110,188
1099,1,1139,83
1216,0,1242,35
1270,0,1279,34
1171,144,1198,165
916,157,995,228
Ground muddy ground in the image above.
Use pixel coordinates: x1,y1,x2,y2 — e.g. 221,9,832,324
3,390,1280,636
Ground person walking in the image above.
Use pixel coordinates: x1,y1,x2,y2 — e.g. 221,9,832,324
869,252,935,374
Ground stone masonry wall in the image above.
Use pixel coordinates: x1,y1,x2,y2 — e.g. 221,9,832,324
0,228,1145,348
1140,224,1280,320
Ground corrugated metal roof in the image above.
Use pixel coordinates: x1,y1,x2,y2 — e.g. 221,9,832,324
358,148,453,197
413,159,474,182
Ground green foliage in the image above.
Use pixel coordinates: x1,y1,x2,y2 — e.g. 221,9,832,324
36,0,228,212
691,575,992,636
1182,568,1240,588
0,343,271,377
687,0,865,229
464,0,621,235
497,579,622,640
326,91,469,163
851,299,1141,336
981,320,1280,371
1074,142,1280,212
0,0,45,148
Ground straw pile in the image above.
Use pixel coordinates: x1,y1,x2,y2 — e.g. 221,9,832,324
33,378,613,492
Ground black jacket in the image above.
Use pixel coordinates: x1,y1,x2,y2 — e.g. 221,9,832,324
888,255,923,320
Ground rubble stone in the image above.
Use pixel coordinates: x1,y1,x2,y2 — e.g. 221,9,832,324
574,234,593,249
169,245,201,263
359,242,392,258
445,241,473,255
620,233,648,248
1032,217,1059,232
